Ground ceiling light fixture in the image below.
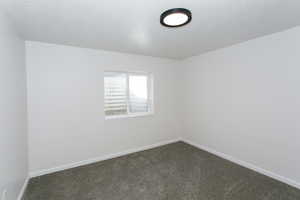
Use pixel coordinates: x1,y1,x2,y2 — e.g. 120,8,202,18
160,8,192,27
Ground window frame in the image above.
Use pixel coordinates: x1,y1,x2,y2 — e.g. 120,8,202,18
104,70,154,120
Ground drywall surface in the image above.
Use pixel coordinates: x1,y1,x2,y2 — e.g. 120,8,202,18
26,41,181,173
0,12,28,200
182,26,300,185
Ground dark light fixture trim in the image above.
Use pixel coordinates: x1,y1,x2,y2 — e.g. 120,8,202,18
160,8,192,27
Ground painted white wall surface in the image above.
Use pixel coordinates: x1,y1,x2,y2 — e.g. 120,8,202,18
182,26,300,185
0,12,28,200
26,41,181,173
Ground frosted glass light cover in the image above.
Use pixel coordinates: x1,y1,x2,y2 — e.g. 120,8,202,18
163,13,189,26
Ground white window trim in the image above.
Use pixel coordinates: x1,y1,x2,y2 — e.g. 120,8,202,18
104,70,154,120
105,111,154,120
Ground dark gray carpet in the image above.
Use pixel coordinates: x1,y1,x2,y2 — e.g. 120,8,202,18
23,142,300,200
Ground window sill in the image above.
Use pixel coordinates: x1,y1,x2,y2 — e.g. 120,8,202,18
105,112,154,120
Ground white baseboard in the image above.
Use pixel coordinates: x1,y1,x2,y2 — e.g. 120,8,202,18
182,138,300,190
17,177,29,200
28,137,300,190
29,138,181,178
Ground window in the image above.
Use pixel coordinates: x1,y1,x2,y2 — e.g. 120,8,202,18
104,71,153,119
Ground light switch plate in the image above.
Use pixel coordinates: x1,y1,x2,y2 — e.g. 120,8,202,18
1,189,7,200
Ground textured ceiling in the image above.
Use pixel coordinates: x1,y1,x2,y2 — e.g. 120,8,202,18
2,0,300,59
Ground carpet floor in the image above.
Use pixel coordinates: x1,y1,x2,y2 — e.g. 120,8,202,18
23,142,300,200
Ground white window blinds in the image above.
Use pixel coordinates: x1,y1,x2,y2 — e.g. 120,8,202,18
104,72,127,116
104,71,152,118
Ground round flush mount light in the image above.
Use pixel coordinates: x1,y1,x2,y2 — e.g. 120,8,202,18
160,8,192,27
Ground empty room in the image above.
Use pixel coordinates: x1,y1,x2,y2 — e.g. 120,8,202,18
1,0,300,199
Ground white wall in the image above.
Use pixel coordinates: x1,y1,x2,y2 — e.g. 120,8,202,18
182,26,300,186
25,25,300,189
26,41,181,174
0,12,28,200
